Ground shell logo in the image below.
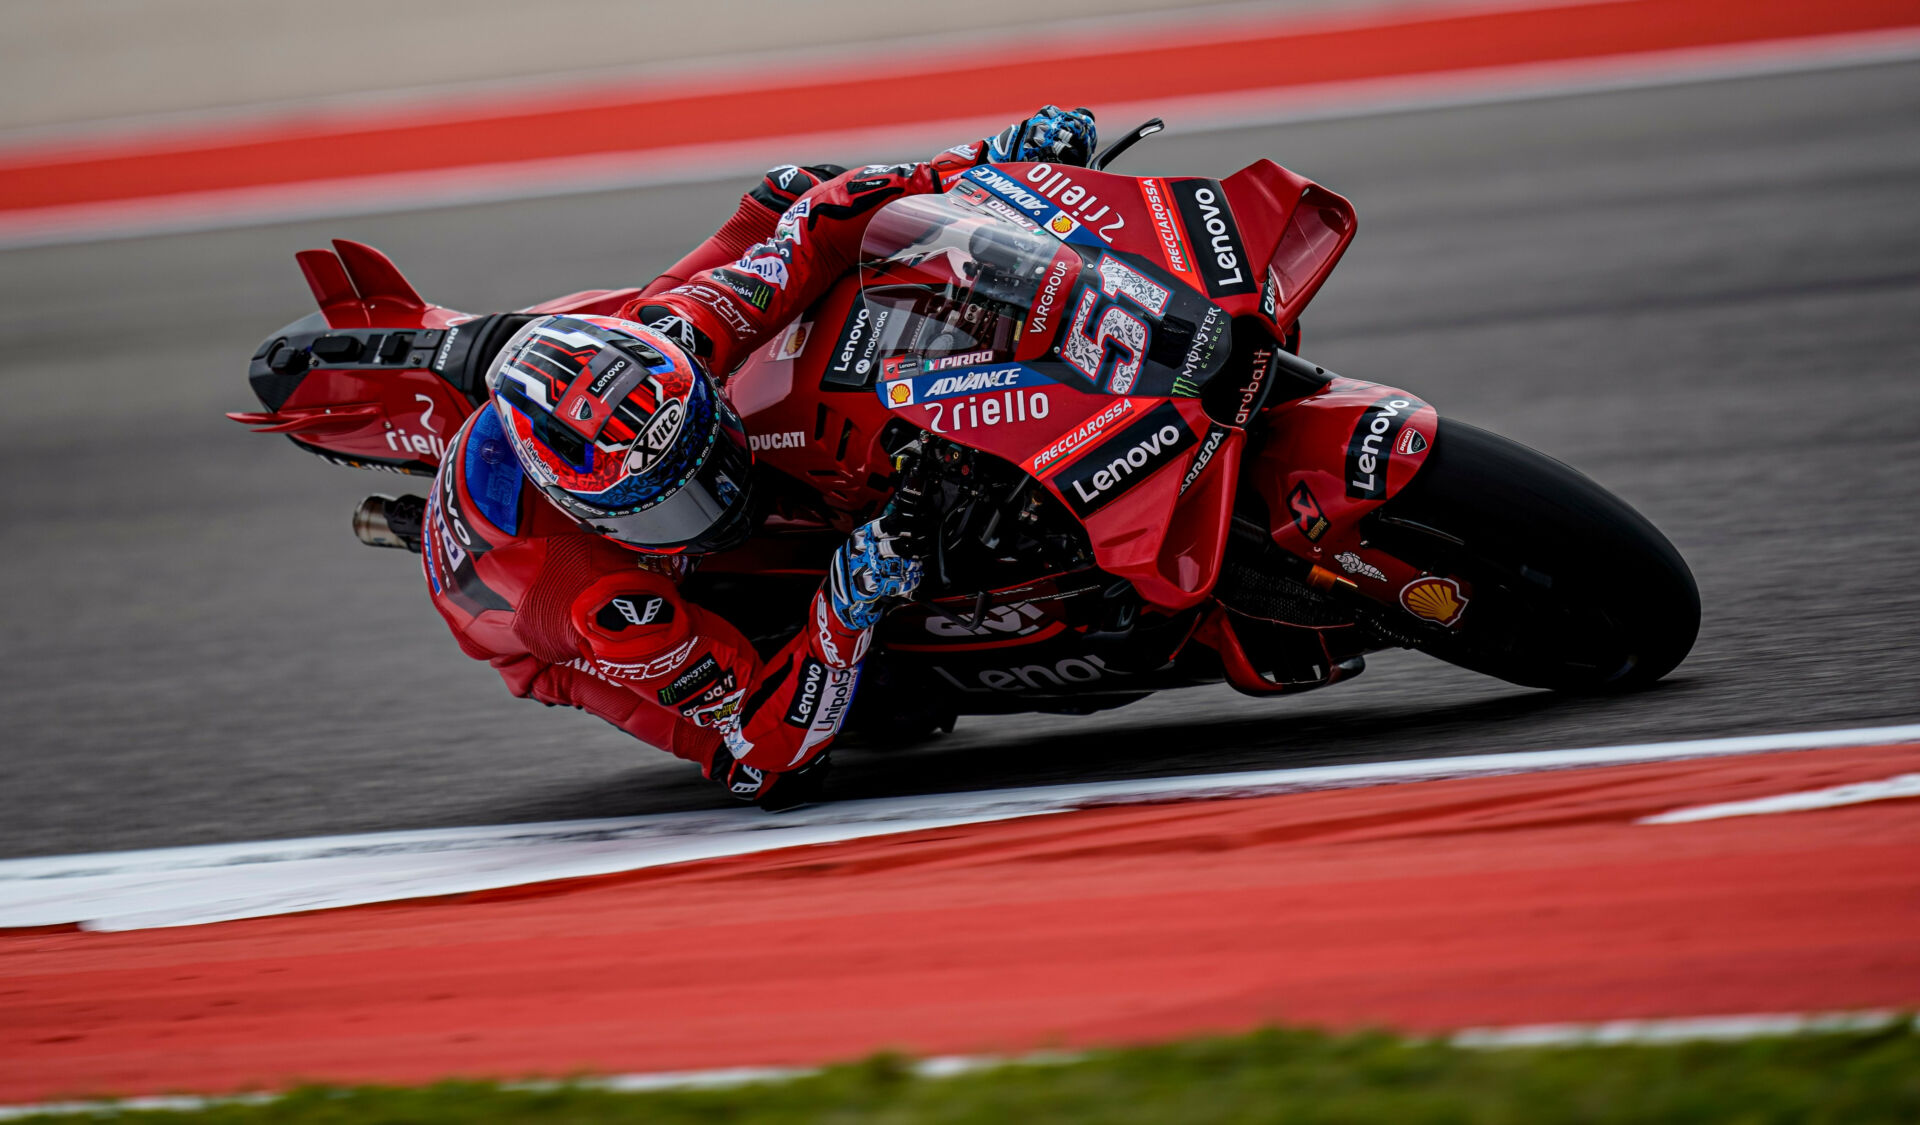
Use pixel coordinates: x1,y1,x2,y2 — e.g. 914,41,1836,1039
887,381,914,407
1048,213,1078,237
1400,576,1468,627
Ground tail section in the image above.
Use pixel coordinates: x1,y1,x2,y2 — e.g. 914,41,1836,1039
331,239,427,321
229,242,481,476
233,240,650,476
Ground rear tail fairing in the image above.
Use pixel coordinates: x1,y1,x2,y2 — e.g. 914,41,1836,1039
231,240,643,475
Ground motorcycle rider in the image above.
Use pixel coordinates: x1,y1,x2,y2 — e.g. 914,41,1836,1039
423,108,1098,809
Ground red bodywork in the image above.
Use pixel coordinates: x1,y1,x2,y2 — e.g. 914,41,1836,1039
237,158,1449,701
726,160,1435,614
229,240,641,476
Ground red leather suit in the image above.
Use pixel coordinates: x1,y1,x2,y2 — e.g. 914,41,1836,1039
420,143,989,775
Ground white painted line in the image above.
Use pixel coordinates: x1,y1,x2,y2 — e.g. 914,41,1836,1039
0,1054,1080,1119
1452,1010,1917,1047
1639,772,1920,824
0,1095,275,1122
0,806,1032,933
1,27,1915,251
2,722,1914,934
582,1050,1077,1091
1,1013,1910,1119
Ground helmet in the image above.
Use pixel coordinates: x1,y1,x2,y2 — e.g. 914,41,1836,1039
484,314,755,554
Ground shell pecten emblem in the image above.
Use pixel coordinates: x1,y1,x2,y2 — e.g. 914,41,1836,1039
887,380,914,407
1401,576,1468,627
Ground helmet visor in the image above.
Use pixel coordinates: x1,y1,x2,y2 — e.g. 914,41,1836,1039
565,416,756,553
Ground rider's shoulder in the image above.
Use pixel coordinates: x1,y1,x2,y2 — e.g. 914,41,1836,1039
569,567,687,652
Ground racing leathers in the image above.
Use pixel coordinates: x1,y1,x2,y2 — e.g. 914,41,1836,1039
422,110,1093,803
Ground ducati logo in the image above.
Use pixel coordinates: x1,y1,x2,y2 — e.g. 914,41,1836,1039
1396,428,1428,455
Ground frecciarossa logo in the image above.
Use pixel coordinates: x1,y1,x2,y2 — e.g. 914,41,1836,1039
1052,401,1198,517
1345,394,1430,499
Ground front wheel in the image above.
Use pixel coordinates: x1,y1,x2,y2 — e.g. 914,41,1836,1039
1361,420,1699,693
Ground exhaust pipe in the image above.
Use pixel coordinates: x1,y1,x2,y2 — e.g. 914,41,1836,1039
352,493,426,552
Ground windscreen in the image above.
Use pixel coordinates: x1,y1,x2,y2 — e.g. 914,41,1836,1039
856,191,1076,372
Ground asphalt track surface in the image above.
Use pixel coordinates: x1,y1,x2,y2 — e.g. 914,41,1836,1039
2,60,1916,859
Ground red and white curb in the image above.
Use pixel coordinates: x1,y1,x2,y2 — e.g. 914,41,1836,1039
5,29,1917,251
6,722,1916,934
1640,771,1920,824
2,0,1916,249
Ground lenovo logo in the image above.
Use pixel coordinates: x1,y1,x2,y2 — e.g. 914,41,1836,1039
1171,180,1257,298
830,305,889,377
1345,395,1423,499
1053,401,1198,517
783,657,826,728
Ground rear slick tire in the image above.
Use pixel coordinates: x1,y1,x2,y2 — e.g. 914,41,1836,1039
1361,420,1700,693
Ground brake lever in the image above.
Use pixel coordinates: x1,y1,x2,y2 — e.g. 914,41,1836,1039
1089,118,1165,172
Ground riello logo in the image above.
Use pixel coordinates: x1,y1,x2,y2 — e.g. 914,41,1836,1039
384,426,448,460
1020,163,1128,242
384,395,449,460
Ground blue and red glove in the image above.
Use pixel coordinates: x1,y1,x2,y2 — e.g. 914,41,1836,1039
827,515,925,632
713,509,925,808
987,106,1098,167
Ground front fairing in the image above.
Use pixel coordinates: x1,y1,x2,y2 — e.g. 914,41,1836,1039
729,158,1358,612
854,175,1244,610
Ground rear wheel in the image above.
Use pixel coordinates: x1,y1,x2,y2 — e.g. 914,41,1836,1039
1361,420,1699,692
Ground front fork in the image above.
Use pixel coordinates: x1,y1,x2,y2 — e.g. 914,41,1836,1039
1195,606,1369,696
1187,358,1455,694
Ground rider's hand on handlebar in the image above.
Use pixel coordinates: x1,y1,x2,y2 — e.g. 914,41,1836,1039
825,443,934,632
829,518,925,631
871,477,935,564
988,106,1098,167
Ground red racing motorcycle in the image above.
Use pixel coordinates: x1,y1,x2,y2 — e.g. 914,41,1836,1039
234,126,1699,738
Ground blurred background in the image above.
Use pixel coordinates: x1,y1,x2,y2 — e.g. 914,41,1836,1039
1,0,1916,860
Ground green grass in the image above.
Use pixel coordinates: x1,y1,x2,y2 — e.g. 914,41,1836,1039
20,1022,1920,1124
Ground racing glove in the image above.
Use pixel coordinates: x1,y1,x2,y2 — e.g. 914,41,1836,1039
712,504,925,807
987,105,1098,167
713,749,832,810
827,513,926,632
